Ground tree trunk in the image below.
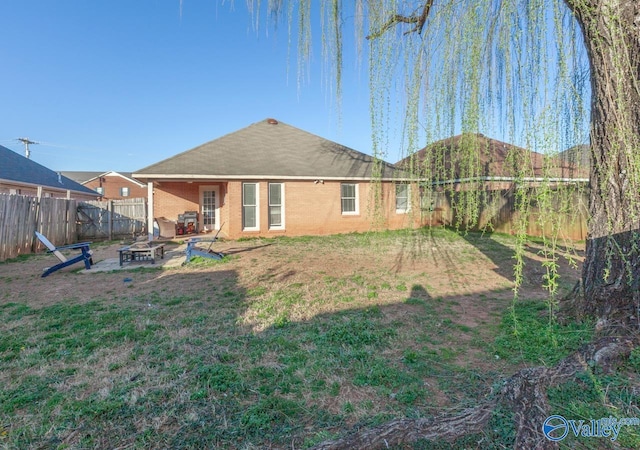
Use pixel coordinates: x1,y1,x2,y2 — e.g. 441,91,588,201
565,0,640,330
311,337,636,449
310,2,640,449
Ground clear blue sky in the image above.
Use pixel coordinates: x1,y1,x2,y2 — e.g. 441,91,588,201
1,1,378,172
1,1,590,173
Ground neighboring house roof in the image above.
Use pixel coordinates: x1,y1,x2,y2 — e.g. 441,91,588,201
133,118,403,181
0,145,97,195
396,133,589,182
559,144,590,171
60,171,104,184
61,171,145,187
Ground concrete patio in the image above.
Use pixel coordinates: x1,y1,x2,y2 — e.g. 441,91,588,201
79,243,187,273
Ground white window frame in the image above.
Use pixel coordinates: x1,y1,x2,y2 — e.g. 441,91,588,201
242,182,260,231
341,183,359,215
95,187,104,195
199,185,220,231
395,184,411,214
120,186,130,197
268,182,285,230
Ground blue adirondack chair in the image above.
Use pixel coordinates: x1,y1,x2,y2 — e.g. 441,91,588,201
184,225,225,263
35,231,94,277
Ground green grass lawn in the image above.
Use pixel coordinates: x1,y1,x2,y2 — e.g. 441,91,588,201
0,229,637,449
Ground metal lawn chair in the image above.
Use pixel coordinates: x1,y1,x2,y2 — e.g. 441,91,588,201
184,225,225,263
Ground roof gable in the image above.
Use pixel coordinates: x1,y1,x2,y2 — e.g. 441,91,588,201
63,171,145,187
101,171,145,186
134,119,401,180
60,171,104,184
0,146,97,194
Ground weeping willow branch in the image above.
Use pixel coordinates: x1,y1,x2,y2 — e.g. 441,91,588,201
218,1,639,447
366,0,434,39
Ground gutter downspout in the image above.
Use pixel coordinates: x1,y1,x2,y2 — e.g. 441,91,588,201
147,182,154,241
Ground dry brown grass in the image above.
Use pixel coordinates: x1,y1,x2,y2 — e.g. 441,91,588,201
0,228,591,448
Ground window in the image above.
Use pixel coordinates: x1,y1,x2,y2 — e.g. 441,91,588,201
120,187,130,197
341,183,359,215
95,187,104,195
268,183,284,229
242,183,259,230
395,184,410,213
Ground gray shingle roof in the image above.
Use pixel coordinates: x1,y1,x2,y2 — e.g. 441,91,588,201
59,171,104,184
396,133,589,180
0,145,97,195
133,119,401,180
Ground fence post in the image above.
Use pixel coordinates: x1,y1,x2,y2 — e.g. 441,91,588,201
31,187,43,252
108,200,113,241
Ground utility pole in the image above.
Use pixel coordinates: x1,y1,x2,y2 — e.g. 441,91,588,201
17,137,38,159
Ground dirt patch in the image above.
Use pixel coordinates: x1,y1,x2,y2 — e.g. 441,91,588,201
0,230,588,449
1,232,583,324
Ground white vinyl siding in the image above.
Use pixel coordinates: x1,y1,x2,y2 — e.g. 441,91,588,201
341,183,359,215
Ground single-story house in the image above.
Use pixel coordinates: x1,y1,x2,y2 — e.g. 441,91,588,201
133,118,420,239
0,145,98,200
62,171,147,200
396,133,590,190
395,133,590,239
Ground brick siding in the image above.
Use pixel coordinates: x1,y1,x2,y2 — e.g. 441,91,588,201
153,179,421,239
84,174,147,200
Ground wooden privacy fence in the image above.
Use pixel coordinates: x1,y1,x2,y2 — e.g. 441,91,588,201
0,194,77,261
423,186,589,241
77,198,147,240
0,195,148,261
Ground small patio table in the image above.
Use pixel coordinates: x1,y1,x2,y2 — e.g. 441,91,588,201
118,242,165,267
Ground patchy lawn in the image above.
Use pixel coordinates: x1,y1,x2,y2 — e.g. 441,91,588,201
1,228,637,448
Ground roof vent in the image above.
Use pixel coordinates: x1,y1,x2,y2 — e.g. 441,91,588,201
267,118,278,125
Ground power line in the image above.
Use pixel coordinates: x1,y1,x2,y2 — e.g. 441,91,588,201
36,141,103,154
16,137,38,159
